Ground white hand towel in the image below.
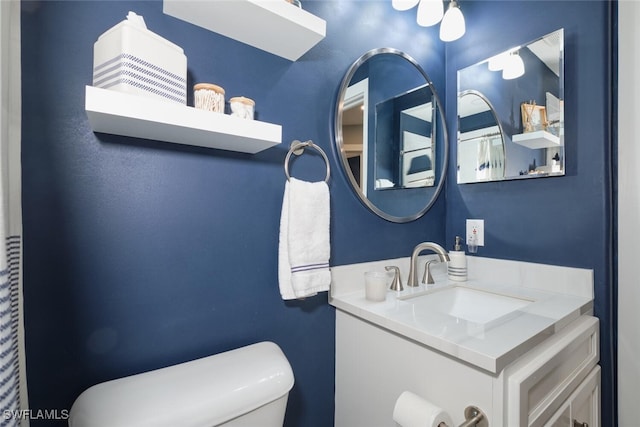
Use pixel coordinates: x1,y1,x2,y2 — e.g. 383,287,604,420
278,177,331,300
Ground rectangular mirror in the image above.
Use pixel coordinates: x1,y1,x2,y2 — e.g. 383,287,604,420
375,85,436,190
457,29,564,183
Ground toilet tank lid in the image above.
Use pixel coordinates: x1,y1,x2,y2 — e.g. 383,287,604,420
69,341,294,427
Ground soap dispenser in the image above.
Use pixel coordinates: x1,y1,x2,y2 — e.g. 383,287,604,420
448,236,467,282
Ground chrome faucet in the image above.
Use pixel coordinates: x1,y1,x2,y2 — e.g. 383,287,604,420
407,242,450,287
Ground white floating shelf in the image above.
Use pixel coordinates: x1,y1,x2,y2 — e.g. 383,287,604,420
85,86,282,154
163,0,326,61
512,130,561,149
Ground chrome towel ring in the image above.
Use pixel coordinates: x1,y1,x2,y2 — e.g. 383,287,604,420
284,140,330,183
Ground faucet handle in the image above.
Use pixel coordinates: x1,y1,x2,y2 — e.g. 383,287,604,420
385,266,403,292
422,260,439,285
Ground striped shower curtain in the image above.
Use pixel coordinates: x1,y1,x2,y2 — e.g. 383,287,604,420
0,0,25,425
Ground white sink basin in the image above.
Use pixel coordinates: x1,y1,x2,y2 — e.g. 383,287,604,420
399,286,534,324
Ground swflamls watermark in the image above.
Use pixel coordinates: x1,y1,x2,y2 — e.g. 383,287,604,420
3,409,69,421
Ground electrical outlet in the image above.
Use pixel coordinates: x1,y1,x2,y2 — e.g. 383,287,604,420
466,219,485,247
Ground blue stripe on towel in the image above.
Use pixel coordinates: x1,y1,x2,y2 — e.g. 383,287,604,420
291,263,329,274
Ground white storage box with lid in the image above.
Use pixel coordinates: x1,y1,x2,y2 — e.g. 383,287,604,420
92,12,187,104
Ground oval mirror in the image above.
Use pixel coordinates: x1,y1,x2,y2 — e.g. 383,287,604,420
457,90,506,183
334,48,448,223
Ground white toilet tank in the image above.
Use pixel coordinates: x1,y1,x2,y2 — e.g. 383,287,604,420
69,341,294,427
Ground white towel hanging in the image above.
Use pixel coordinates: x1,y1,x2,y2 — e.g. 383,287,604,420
278,177,331,300
278,140,331,300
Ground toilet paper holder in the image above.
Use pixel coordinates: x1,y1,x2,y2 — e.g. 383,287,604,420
457,405,488,427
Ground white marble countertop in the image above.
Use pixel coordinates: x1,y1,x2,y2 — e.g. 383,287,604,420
329,255,594,373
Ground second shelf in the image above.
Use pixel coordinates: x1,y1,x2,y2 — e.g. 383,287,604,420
85,86,282,154
163,0,326,61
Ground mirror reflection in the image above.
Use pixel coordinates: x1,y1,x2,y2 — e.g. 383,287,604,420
375,85,435,190
335,48,448,223
457,90,506,182
457,29,564,184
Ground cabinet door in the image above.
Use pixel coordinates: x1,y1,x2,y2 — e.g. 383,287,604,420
569,366,600,427
543,366,600,427
505,316,599,427
547,404,570,426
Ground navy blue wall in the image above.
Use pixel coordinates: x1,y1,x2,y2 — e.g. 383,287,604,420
21,1,446,426
21,1,614,426
445,1,615,425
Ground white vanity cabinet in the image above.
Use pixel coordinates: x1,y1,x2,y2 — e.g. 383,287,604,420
331,256,598,427
335,310,495,427
335,312,600,427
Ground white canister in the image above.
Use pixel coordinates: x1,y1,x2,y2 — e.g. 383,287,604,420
229,96,255,120
194,83,225,113
447,251,467,282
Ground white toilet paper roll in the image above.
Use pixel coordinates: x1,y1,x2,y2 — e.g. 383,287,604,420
393,391,453,427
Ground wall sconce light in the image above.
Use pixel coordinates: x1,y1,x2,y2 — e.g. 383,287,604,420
439,1,465,42
393,0,465,42
488,52,510,71
502,50,525,80
416,0,444,27
487,49,525,80
392,0,420,11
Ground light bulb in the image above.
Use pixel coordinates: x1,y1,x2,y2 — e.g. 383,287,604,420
488,52,509,71
502,51,525,79
392,0,420,11
439,1,465,41
416,0,444,27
